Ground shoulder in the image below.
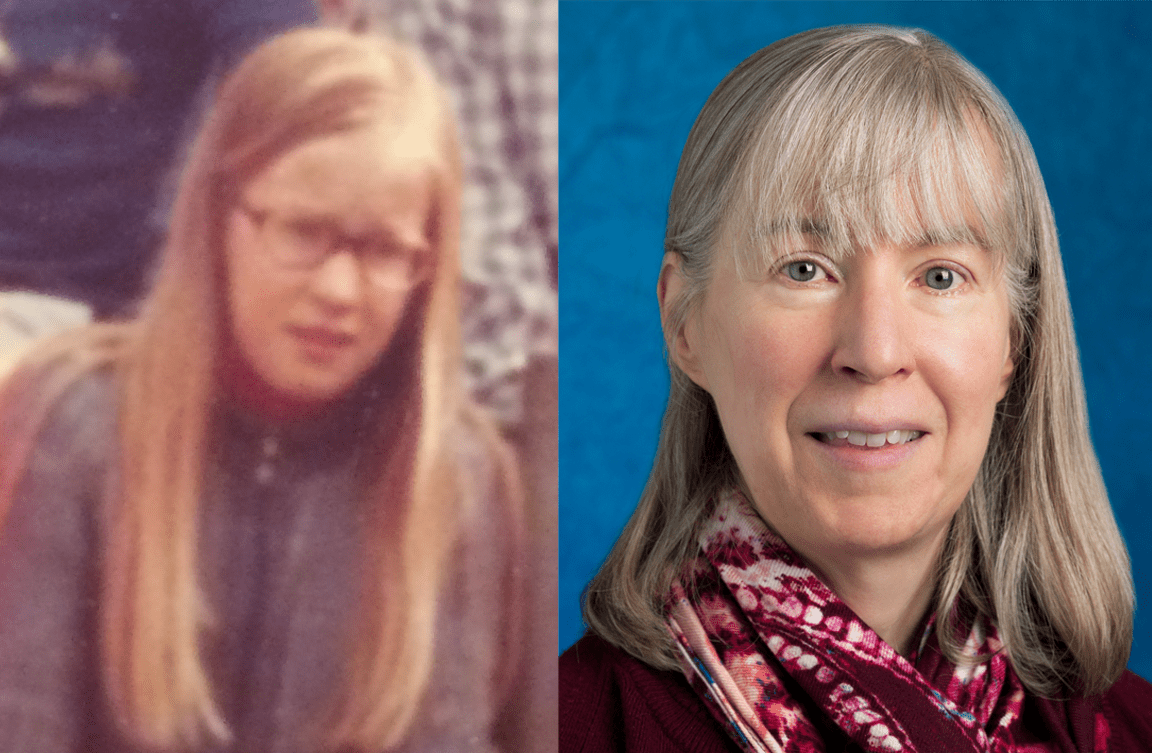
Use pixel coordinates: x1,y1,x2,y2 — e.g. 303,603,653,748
1100,670,1152,748
4,366,117,498
0,323,129,520
418,410,529,744
450,405,522,538
559,634,738,753
1035,669,1152,750
436,403,524,629
444,404,524,627
35,369,117,446
30,369,117,474
1,325,124,484
0,367,117,550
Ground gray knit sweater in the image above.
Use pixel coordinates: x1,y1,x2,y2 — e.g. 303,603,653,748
0,371,530,752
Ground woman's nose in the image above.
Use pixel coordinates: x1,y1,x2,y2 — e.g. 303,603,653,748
828,281,914,384
307,249,364,309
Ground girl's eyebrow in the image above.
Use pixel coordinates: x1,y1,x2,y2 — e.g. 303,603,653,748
371,225,429,255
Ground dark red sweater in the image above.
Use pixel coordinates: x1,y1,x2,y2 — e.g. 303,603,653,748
560,635,1152,753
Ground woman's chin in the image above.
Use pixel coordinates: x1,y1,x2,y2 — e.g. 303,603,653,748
766,498,948,562
819,512,950,562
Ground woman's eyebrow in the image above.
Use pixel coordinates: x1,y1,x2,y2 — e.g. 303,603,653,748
914,226,991,250
759,218,832,238
753,221,992,254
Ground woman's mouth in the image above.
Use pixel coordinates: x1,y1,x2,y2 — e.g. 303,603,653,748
812,430,924,448
807,428,927,470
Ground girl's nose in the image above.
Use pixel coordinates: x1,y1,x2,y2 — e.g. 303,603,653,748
308,248,364,309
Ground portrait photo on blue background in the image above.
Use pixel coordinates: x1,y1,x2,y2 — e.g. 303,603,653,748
559,0,1152,714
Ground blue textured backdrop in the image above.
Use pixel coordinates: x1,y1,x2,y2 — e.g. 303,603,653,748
559,1,1152,681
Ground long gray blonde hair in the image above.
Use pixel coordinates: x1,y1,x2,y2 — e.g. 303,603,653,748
583,25,1133,697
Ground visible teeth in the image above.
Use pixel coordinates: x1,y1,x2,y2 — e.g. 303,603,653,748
823,429,923,447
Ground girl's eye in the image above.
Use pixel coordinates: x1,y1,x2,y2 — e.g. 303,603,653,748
287,218,332,246
924,266,959,291
783,260,825,282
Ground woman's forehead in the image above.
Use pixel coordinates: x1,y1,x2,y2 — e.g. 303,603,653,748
724,79,1012,242
728,138,1012,269
749,216,991,251
724,182,1006,274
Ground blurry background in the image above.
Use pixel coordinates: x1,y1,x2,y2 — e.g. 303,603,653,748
559,0,1152,680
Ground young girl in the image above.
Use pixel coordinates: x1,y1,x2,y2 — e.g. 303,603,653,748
0,28,531,753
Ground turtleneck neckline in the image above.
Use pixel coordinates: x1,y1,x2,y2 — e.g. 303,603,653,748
219,367,391,450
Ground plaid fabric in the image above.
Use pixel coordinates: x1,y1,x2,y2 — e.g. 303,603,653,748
354,0,559,424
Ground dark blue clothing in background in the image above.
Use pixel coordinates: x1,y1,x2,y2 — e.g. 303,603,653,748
0,0,316,316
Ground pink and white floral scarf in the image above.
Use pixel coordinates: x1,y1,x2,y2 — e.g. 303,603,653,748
665,489,1108,753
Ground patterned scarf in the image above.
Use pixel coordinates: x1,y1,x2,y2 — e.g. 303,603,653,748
665,489,1108,753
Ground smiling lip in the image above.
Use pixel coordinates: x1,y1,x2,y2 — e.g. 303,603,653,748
806,427,928,470
813,429,924,447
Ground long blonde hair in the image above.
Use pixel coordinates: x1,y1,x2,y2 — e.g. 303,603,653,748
0,27,481,750
584,25,1133,698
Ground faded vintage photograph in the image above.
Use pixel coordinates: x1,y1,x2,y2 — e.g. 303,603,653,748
0,1,557,751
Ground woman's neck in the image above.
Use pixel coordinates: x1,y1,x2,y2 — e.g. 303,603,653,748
804,535,944,657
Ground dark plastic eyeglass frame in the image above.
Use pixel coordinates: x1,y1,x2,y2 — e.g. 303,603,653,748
236,202,429,291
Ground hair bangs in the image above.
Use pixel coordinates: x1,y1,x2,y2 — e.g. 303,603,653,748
727,31,1027,297
211,32,444,193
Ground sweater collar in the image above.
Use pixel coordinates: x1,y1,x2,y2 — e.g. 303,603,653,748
218,368,390,455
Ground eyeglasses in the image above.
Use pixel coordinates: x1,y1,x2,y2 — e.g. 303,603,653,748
237,202,430,291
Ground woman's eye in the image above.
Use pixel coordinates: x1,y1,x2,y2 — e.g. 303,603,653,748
783,260,824,282
924,266,959,291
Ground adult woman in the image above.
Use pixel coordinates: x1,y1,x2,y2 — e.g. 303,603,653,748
0,28,532,752
560,25,1152,752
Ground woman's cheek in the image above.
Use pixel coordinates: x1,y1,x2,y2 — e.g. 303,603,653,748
722,314,818,434
925,316,1012,406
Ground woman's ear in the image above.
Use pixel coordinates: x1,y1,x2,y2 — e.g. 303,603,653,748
658,253,710,392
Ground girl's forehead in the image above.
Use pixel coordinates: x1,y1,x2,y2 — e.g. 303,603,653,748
246,127,436,218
